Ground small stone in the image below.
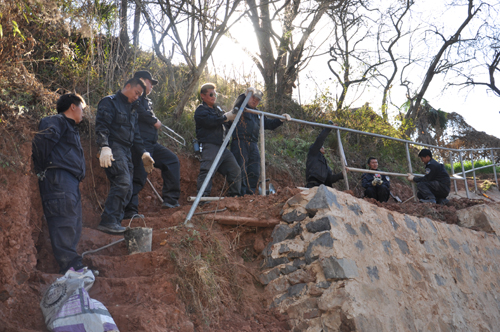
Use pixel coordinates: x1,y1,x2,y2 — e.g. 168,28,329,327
280,265,298,275
305,185,342,216
282,210,307,223
407,263,422,281
305,232,335,264
344,223,358,236
359,223,372,236
303,309,320,319
259,268,281,285
266,277,290,297
286,193,303,207
288,283,307,297
367,266,379,282
395,237,410,255
404,215,418,233
293,259,306,268
382,241,392,255
316,281,331,289
347,203,362,216
355,240,364,251
321,256,359,280
449,238,460,252
435,274,446,286
388,213,400,230
287,269,316,285
306,216,335,233
279,244,290,254
308,284,325,297
263,256,290,269
271,224,302,244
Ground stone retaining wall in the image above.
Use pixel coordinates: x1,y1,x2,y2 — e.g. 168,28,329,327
260,185,500,331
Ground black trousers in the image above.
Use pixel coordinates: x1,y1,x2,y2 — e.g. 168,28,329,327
364,185,390,202
197,143,241,196
230,139,261,195
101,143,133,226
125,143,181,213
417,181,450,201
306,172,343,188
39,169,83,274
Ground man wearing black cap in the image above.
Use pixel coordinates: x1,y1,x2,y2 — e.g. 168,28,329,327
96,77,155,234
407,149,450,204
32,93,86,273
361,157,390,202
124,71,181,217
229,87,291,195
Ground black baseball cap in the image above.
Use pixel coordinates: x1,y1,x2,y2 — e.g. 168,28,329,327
134,70,158,85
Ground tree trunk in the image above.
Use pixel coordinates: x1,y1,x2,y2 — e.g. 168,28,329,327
133,2,140,47
119,0,130,49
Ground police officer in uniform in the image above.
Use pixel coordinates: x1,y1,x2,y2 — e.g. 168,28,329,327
32,93,86,274
229,87,290,195
305,121,344,188
407,149,450,204
361,157,390,202
96,78,155,234
194,83,241,197
124,71,181,218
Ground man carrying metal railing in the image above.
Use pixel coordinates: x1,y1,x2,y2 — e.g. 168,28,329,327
229,87,291,195
124,71,181,217
361,157,390,202
407,149,450,204
305,121,344,188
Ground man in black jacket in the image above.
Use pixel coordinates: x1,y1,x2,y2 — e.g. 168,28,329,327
361,157,390,202
194,83,241,197
305,122,343,188
96,78,155,234
229,87,290,195
124,71,181,217
32,93,86,274
407,149,450,204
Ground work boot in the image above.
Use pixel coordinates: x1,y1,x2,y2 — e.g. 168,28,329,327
419,198,436,204
122,212,144,220
437,198,450,205
97,222,126,235
161,202,180,209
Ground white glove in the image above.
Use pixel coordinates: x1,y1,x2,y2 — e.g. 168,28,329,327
224,111,236,122
142,152,155,173
245,87,257,96
281,113,291,122
407,173,414,182
372,178,378,186
99,147,114,168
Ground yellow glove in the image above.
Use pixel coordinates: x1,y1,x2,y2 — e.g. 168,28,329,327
407,173,414,182
99,147,114,168
281,113,292,122
142,152,155,173
224,111,236,122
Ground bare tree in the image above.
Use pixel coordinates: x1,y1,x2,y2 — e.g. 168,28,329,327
136,0,245,117
119,0,130,49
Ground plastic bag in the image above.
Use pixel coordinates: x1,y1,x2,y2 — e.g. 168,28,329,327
40,268,119,332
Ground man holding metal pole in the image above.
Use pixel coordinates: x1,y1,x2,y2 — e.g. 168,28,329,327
407,149,450,204
362,157,390,202
95,78,155,234
124,71,181,217
305,121,344,188
194,83,241,197
229,87,291,195
32,93,86,274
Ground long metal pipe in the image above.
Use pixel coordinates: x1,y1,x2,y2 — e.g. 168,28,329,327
260,114,266,196
470,152,478,192
405,143,417,202
184,93,252,224
459,151,470,199
449,151,457,194
461,162,500,174
491,149,499,188
345,167,465,180
337,129,349,190
243,108,500,153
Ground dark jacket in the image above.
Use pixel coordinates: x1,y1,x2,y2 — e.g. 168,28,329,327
361,170,390,190
306,127,334,184
194,102,229,145
95,91,146,155
136,96,158,145
32,114,86,181
414,158,451,187
230,93,282,142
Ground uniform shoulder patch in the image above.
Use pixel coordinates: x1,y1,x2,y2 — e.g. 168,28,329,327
425,168,431,174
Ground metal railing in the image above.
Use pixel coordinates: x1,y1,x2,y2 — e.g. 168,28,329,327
184,104,500,223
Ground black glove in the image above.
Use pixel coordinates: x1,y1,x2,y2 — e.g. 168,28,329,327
328,120,334,125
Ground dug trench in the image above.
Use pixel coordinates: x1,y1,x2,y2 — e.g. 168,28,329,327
0,118,497,331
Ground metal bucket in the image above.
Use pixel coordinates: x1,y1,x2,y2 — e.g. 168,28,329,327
123,216,152,255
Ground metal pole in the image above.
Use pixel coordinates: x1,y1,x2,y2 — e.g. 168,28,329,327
449,151,457,194
337,129,349,191
405,143,418,202
491,149,499,188
470,152,477,192
184,93,253,225
260,114,266,196
459,151,470,199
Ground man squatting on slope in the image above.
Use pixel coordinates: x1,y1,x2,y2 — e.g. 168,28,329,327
361,157,390,203
407,148,450,204
32,93,86,274
229,87,291,195
194,83,241,197
305,121,344,188
95,78,155,234
124,71,181,218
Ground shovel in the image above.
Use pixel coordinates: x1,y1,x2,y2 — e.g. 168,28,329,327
390,191,402,203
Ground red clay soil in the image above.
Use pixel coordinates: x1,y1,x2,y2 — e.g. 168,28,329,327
0,116,493,331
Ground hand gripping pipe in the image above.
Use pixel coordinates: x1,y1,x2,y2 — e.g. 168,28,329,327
184,92,253,225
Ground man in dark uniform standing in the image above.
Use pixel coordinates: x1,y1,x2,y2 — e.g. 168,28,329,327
124,71,181,218
361,157,390,202
407,149,450,204
194,83,241,197
32,93,86,274
229,87,290,195
305,121,344,188
96,78,155,234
